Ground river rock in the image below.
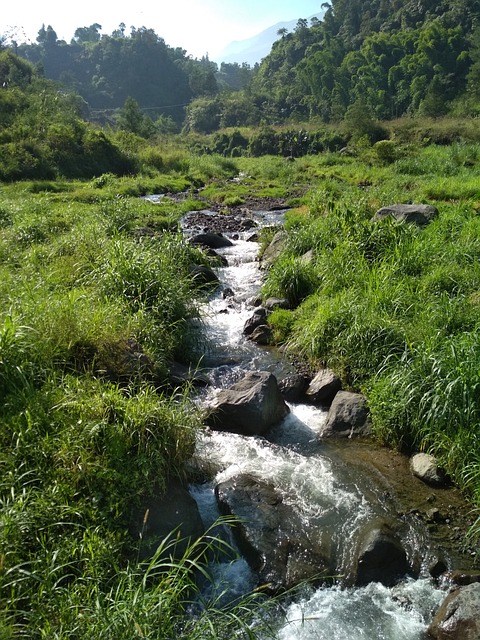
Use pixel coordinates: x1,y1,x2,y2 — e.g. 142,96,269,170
264,297,290,311
189,264,220,288
410,453,447,486
447,570,480,586
320,391,371,438
305,368,342,406
243,307,268,335
189,232,233,249
248,324,272,345
201,246,228,266
354,519,411,587
428,583,480,640
260,230,287,267
72,337,155,384
131,480,205,561
169,361,210,387
206,371,290,436
373,203,439,226
279,373,310,403
215,474,334,591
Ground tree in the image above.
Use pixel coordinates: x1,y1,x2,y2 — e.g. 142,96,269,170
37,25,58,47
116,96,155,138
73,24,102,43
183,97,220,133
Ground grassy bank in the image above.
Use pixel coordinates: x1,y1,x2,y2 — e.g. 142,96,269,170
259,142,480,544
0,173,256,637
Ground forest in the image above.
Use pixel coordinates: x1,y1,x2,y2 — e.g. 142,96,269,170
3,0,480,137
1,0,480,637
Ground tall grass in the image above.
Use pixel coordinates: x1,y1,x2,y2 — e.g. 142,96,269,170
2,514,272,639
0,181,248,637
259,155,480,546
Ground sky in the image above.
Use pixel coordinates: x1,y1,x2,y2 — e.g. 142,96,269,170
3,0,324,59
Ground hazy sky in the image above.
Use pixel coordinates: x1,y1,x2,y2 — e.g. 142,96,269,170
3,0,324,58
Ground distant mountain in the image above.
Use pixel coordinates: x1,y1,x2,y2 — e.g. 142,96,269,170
214,14,325,66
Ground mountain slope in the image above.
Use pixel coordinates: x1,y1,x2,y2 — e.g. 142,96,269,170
215,14,324,66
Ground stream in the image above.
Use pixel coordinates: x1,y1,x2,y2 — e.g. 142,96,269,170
180,210,467,639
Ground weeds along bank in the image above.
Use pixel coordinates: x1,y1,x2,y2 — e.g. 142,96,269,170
0,139,480,636
0,176,239,636
258,142,480,547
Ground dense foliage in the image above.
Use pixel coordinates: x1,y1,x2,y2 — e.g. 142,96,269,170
4,0,480,134
185,0,480,131
13,24,220,126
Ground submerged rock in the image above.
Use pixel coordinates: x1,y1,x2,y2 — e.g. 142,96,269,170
215,474,334,592
206,371,290,436
354,518,411,587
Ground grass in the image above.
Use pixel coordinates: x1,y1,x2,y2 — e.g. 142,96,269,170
2,133,480,634
256,143,480,549
0,178,257,637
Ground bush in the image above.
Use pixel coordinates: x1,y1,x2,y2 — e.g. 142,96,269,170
262,254,319,308
373,140,398,164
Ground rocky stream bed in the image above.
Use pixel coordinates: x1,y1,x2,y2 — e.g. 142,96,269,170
140,198,480,639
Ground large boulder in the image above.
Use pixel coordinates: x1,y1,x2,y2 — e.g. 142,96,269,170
305,368,342,406
410,453,447,487
373,203,439,226
320,391,371,438
131,480,205,561
215,474,334,592
354,519,411,587
206,371,290,436
428,583,480,640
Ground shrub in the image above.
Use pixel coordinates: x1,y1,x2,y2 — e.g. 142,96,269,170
373,140,398,164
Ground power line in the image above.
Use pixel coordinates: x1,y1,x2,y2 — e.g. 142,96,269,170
90,101,191,115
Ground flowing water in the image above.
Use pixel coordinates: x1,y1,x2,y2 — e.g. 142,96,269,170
185,217,447,639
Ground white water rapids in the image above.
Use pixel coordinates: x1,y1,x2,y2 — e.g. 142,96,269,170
187,222,445,639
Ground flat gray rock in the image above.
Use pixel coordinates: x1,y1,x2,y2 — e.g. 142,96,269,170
373,203,439,226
